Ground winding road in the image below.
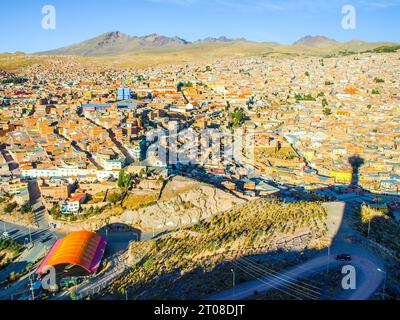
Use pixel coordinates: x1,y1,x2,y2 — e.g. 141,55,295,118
207,201,386,300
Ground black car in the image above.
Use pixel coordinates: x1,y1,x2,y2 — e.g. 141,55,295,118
336,254,352,262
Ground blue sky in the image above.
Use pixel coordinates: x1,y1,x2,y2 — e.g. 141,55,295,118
1,0,399,53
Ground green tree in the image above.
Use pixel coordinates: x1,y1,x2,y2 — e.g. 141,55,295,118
323,108,332,116
118,170,133,189
50,205,62,219
4,202,18,213
372,88,380,95
230,110,246,128
20,204,33,214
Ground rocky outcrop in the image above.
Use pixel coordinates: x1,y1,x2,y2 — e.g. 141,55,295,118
121,176,245,231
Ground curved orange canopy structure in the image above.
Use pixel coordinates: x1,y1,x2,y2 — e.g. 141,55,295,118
37,230,107,276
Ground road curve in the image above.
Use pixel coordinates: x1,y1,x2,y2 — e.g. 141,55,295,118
207,201,386,301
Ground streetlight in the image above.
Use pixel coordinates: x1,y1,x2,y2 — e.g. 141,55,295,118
377,268,387,300
230,268,236,291
29,276,35,301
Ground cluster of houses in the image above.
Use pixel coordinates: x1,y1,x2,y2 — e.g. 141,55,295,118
0,51,399,217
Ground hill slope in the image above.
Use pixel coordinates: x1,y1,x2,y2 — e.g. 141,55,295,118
37,31,190,56
33,32,400,66
293,35,339,47
106,199,328,299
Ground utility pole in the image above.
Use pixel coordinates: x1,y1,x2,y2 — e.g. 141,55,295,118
377,268,387,300
368,218,371,239
382,276,387,300
28,227,32,244
326,245,331,275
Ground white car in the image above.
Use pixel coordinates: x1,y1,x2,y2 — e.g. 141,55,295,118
2,231,10,238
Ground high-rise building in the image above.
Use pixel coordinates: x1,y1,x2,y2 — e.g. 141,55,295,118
117,88,131,101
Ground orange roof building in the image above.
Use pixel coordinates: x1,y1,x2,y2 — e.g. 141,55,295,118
37,231,107,277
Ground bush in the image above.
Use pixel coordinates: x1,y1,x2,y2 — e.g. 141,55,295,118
4,202,18,213
20,204,33,214
108,192,122,205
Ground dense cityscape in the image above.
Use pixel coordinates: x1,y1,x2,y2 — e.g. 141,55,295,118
0,0,399,308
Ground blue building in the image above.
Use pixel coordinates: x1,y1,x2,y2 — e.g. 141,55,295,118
117,88,131,101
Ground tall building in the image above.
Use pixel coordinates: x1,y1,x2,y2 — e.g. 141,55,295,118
117,88,131,101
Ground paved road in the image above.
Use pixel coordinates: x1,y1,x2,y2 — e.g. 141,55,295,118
1,221,63,247
0,220,66,299
207,201,386,300
0,221,64,283
0,148,21,177
54,252,129,300
27,180,49,229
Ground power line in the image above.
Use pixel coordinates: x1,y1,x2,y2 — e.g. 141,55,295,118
235,260,320,300
241,256,327,292
234,263,305,300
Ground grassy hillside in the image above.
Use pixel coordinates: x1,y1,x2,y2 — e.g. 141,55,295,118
1,39,399,74
59,40,400,68
0,53,43,73
105,199,328,299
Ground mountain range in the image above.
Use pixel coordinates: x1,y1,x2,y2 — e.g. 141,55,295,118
37,32,398,57
38,32,239,56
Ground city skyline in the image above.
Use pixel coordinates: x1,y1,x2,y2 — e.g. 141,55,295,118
1,0,400,53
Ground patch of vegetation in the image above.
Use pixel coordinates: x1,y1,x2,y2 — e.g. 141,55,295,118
229,109,246,128
295,94,316,102
323,107,332,116
0,237,24,270
108,191,123,205
123,193,159,210
366,45,400,53
1,76,28,84
20,204,33,214
372,88,380,95
106,200,328,299
82,206,103,218
0,237,23,255
117,170,134,189
177,81,193,92
255,145,298,161
4,202,18,213
353,205,400,258
49,205,62,220
338,50,357,56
